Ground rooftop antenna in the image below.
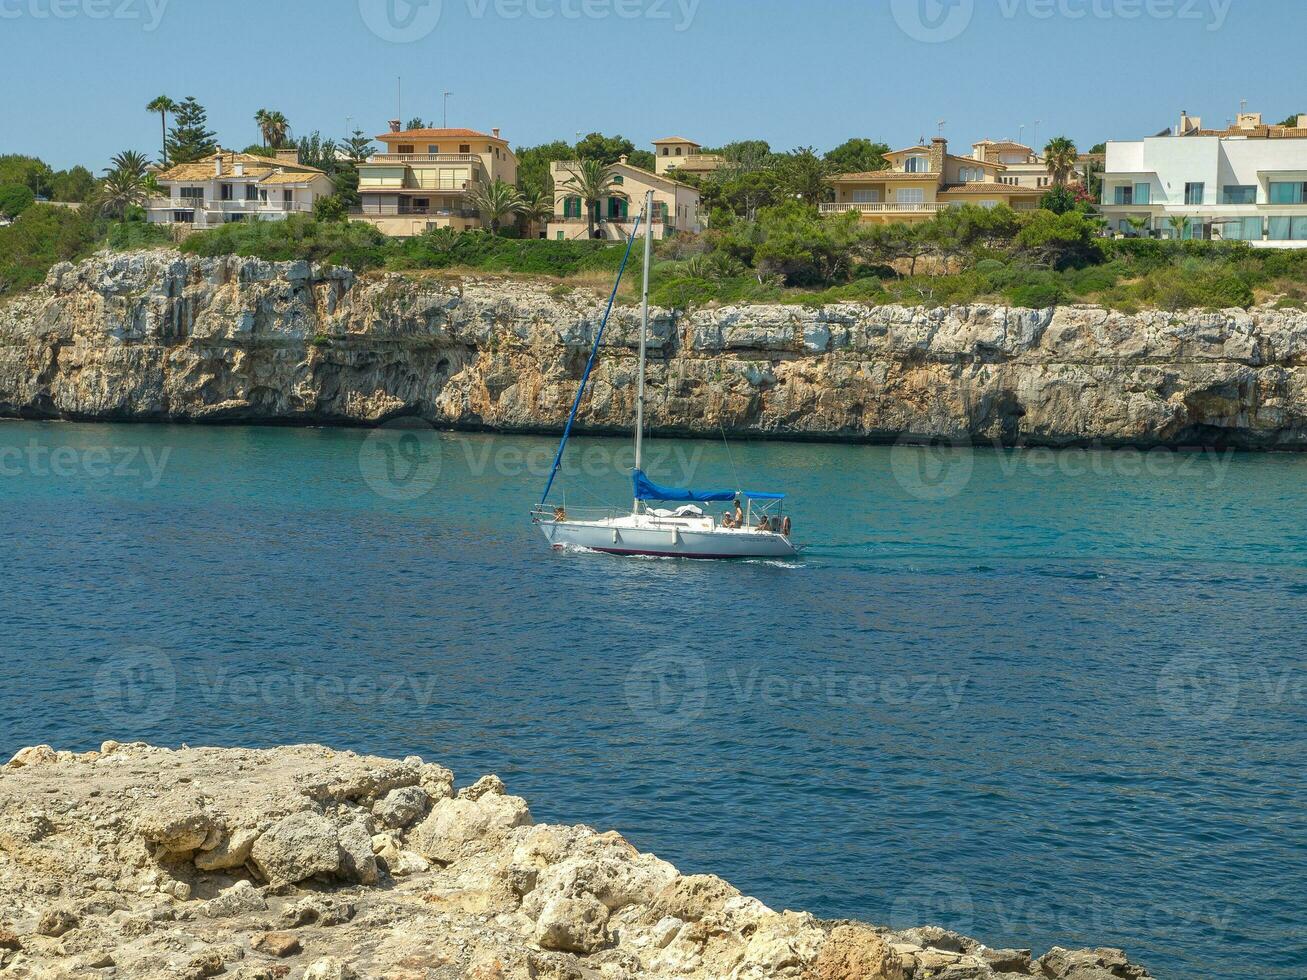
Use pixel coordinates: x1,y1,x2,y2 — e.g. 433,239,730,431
1018,124,1026,145
1240,98,1248,114
443,91,453,128
396,76,402,124
1033,119,1041,149
937,119,947,136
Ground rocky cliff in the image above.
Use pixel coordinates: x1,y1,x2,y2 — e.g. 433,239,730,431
2,249,1306,448
0,742,1153,979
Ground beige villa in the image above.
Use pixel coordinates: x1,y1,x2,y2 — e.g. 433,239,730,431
147,150,334,227
824,137,1042,223
547,157,702,241
354,122,518,237
652,137,725,177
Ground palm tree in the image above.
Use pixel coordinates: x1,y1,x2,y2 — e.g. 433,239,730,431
516,186,554,237
145,95,177,166
561,158,618,239
1168,215,1189,241
1044,136,1079,187
1126,216,1151,239
467,178,523,235
97,150,152,218
255,110,290,148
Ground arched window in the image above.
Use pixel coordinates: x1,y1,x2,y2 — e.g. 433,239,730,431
612,175,624,185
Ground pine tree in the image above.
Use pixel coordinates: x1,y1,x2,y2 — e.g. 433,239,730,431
165,97,218,164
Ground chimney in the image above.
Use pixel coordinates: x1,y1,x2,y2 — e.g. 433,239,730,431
214,154,223,178
389,119,402,133
1297,115,1307,129
1177,111,1202,136
619,154,628,165
492,127,500,138
275,148,300,166
234,161,245,177
1236,111,1262,130
929,137,947,174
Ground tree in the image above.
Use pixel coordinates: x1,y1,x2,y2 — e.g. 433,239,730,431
700,168,781,222
145,95,178,166
516,140,573,196
0,184,35,219
517,186,554,236
313,195,348,223
255,109,290,148
1277,114,1304,128
0,155,54,197
1125,216,1150,239
97,150,151,218
405,117,428,131
715,140,774,171
166,97,218,165
776,147,832,206
1039,185,1078,215
824,139,890,176
1015,209,1101,268
467,178,523,235
50,166,97,203
341,129,375,163
560,158,618,240
573,133,635,166
1043,136,1079,187
1167,215,1190,240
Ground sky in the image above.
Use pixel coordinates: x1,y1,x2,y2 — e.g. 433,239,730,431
0,0,1297,171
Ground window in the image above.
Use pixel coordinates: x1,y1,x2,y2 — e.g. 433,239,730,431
1270,182,1307,204
172,210,194,223
179,186,203,201
220,184,233,201
852,190,881,203
1134,182,1151,205
607,197,628,220
896,188,924,205
675,147,683,156
563,196,582,218
654,201,669,222
904,156,929,173
661,147,669,156
1269,216,1307,240
398,144,415,155
1222,186,1257,205
1221,217,1263,241
246,186,259,201
1113,185,1134,205
459,144,470,154
612,175,624,185
556,231,565,240
958,167,984,182
427,145,439,153
1184,182,1205,205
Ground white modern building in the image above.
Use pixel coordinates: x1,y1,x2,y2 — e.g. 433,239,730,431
148,150,336,228
1100,111,1307,248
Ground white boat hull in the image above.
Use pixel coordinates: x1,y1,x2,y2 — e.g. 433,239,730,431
537,515,797,560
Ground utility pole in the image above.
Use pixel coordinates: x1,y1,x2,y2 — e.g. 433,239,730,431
397,77,402,123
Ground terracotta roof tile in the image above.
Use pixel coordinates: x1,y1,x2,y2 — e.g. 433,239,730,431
377,128,497,141
157,151,324,183
941,182,1042,195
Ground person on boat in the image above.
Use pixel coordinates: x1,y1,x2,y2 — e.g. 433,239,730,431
782,515,792,537
756,514,772,532
553,506,567,523
721,511,736,529
733,497,745,527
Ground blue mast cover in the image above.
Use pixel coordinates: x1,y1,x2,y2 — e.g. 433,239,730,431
632,470,785,503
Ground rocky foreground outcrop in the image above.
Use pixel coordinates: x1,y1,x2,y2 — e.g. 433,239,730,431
0,743,1152,980
3,248,1305,447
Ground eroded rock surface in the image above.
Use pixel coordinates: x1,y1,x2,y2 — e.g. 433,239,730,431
0,742,1153,979
2,249,1306,447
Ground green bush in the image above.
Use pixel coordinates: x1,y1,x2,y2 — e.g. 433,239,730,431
0,184,36,219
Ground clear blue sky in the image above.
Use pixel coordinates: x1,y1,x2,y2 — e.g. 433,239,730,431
0,0,1297,171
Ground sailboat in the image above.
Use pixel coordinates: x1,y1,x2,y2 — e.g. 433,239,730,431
531,191,797,560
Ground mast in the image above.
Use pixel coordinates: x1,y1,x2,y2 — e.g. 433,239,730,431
633,190,654,513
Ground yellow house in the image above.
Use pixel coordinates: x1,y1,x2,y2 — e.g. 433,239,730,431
354,122,518,237
824,137,1042,223
652,137,725,177
547,157,702,241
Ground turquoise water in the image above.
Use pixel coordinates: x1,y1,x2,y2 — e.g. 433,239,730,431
1,420,1304,979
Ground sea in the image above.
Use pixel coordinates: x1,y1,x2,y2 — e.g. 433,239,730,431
1,420,1303,979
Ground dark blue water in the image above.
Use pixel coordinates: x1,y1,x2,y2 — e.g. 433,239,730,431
1,421,1303,979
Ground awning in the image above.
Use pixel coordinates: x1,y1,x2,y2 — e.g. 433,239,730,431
633,470,785,503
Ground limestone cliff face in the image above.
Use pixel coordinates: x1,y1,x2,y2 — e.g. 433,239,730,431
2,248,1306,448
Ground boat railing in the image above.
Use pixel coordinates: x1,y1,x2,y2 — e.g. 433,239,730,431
530,504,627,524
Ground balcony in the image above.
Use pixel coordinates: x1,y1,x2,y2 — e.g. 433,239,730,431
351,204,479,218
366,153,480,164
551,214,671,225
147,198,314,215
